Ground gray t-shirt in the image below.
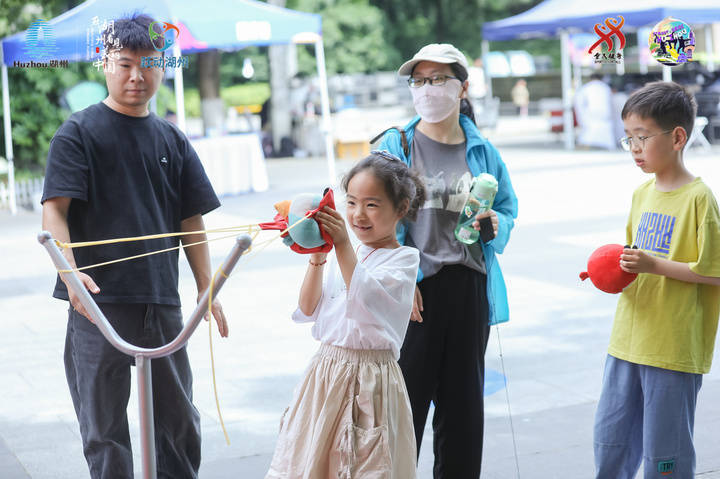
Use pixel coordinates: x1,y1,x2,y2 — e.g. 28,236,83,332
407,129,486,278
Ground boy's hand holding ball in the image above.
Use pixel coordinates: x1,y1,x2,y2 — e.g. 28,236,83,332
620,245,656,274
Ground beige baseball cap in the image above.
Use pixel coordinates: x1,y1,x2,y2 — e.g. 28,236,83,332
398,43,469,76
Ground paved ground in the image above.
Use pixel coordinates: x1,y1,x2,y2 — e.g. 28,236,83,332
1,115,719,478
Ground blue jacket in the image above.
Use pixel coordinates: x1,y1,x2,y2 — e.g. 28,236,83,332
378,114,518,325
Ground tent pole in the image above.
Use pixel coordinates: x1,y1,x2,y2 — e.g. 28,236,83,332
481,40,493,110
638,29,649,75
172,40,186,133
314,39,336,185
560,30,574,150
572,59,581,93
706,25,715,72
616,51,625,75
2,63,16,215
662,65,672,82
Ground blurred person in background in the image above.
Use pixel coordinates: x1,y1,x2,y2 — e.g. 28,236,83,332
511,79,530,117
575,73,616,149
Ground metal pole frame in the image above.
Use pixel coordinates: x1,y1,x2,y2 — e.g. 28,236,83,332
314,38,336,186
37,232,252,479
172,19,186,134
560,30,575,150
2,57,17,215
638,28,649,75
705,24,716,72
481,40,493,110
663,65,672,82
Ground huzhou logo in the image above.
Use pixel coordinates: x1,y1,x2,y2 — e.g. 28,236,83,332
14,18,68,68
149,21,180,52
24,18,58,59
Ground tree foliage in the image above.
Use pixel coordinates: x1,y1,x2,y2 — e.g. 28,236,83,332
5,65,105,173
372,0,546,60
288,0,401,75
0,0,93,173
287,0,548,75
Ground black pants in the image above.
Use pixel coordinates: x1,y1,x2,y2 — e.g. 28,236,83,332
64,303,201,479
399,265,491,479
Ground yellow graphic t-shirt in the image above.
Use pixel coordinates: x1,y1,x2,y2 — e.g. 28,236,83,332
609,177,720,374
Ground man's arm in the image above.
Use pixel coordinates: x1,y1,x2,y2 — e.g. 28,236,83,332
41,197,100,321
181,214,228,337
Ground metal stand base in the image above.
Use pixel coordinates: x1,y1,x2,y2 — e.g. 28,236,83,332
38,232,252,479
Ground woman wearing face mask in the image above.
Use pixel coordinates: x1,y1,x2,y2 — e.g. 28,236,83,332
375,43,518,478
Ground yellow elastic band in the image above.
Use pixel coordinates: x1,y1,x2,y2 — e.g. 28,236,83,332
200,212,313,445
207,267,230,445
57,233,239,273
55,211,312,273
199,211,314,444
52,211,317,446
57,224,261,249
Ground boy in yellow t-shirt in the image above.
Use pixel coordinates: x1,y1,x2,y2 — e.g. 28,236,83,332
594,82,720,479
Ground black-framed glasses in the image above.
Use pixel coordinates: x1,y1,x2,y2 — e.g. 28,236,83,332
407,75,459,88
371,149,402,162
619,130,673,151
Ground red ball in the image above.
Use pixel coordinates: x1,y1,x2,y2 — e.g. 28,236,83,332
580,244,638,294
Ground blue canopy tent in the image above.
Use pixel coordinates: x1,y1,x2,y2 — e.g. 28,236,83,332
1,0,334,215
482,0,720,149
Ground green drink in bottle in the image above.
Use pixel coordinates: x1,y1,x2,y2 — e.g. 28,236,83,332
454,173,498,244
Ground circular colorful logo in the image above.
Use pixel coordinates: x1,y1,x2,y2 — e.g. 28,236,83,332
649,17,695,66
148,21,180,52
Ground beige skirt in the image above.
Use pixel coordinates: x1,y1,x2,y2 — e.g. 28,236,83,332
265,343,417,479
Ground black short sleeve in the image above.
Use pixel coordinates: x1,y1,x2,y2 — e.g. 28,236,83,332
180,140,221,220
41,121,88,203
40,103,221,306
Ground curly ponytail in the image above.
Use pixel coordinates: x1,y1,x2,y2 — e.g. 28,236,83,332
404,169,427,221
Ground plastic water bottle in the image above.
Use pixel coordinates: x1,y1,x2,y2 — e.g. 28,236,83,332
454,173,498,244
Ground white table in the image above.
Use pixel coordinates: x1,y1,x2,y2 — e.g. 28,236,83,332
191,134,269,196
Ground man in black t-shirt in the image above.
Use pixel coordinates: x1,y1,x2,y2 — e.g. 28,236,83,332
41,15,226,479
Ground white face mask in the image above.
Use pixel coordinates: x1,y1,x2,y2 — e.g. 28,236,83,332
410,81,463,123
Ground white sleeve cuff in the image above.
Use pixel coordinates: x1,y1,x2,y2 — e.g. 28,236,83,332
291,293,323,323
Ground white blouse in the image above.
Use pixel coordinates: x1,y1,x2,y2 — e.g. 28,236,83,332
292,244,420,359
